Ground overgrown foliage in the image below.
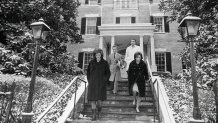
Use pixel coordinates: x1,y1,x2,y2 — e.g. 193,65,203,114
0,0,82,75
0,74,84,123
162,77,215,123
160,0,218,121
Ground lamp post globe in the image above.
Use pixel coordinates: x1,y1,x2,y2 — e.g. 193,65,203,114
179,13,201,37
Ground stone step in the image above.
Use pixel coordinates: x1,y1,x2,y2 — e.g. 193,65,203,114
84,103,155,108
106,95,155,102
118,81,152,88
80,110,158,119
83,105,156,113
107,91,154,98
68,118,153,123
117,86,152,92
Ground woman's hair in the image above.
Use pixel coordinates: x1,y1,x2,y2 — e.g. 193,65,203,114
93,48,104,60
134,52,143,60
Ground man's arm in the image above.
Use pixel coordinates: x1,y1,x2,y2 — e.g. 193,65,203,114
125,47,130,62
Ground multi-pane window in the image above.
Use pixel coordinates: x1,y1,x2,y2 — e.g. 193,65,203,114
86,17,97,34
155,52,166,72
153,17,164,32
114,0,138,9
120,17,131,23
116,17,136,24
89,0,98,5
83,52,93,71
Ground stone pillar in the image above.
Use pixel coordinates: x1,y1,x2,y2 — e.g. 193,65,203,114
111,35,115,54
99,35,103,49
99,35,106,59
147,43,151,64
139,35,144,59
150,35,157,72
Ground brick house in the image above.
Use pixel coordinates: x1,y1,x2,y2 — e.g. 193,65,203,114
67,0,186,76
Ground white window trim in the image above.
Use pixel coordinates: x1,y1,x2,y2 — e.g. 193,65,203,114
86,0,100,6
113,0,138,10
85,14,100,17
82,51,93,70
153,15,165,33
155,51,167,72
115,16,136,24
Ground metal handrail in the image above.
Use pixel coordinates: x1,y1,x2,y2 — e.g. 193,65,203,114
35,76,87,123
145,58,160,123
146,58,175,123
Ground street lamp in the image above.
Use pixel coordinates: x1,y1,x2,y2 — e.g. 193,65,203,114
179,14,204,123
22,18,50,123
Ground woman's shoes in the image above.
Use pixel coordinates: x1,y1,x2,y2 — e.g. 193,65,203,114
136,107,140,113
133,99,136,105
91,109,97,121
97,107,102,119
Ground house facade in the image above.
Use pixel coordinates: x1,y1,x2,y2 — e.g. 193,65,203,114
67,0,186,76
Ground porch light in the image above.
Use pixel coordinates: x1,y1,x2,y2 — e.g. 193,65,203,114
179,14,201,36
30,18,50,40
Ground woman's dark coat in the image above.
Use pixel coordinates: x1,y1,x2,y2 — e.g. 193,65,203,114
87,59,111,101
128,60,149,97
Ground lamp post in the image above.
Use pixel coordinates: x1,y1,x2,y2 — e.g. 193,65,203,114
179,14,204,123
22,18,50,123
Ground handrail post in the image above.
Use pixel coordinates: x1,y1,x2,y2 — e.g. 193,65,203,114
72,79,78,120
83,82,87,117
157,80,160,123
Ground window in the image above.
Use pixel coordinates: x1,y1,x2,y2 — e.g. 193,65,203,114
155,52,172,73
86,17,97,34
83,52,93,71
114,0,138,9
81,17,101,35
150,16,170,33
155,52,166,72
116,17,136,24
153,17,164,32
85,0,101,5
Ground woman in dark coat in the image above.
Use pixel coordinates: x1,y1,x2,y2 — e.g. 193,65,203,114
87,48,110,121
128,52,149,113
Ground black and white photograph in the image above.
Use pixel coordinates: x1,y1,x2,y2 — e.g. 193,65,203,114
0,0,218,123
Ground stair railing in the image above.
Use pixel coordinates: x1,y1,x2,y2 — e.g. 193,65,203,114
35,76,87,123
145,58,175,123
145,58,160,123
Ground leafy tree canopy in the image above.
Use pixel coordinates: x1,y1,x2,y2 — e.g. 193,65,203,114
0,0,82,75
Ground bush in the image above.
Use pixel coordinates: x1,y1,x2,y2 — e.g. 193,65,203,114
0,74,77,123
162,77,215,123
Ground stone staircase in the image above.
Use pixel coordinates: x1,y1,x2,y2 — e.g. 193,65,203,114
70,79,158,123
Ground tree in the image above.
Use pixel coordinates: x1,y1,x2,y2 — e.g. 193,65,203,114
0,0,82,75
159,0,218,121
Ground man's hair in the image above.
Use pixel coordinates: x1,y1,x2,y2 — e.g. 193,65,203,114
131,39,136,42
112,45,117,48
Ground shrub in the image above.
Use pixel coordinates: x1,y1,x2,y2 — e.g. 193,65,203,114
162,77,215,123
0,74,63,122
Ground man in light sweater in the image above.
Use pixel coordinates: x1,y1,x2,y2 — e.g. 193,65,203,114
125,39,141,95
125,39,141,72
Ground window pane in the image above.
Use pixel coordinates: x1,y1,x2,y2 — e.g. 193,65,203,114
154,17,163,32
120,17,131,23
155,52,166,72
87,18,97,34
114,0,138,9
89,0,98,5
84,52,93,71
